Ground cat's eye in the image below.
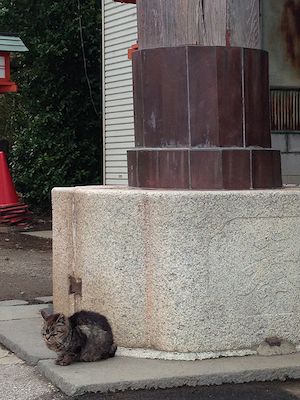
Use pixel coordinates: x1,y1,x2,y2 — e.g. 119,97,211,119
44,328,57,336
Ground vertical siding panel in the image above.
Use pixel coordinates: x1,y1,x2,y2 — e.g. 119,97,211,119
103,0,137,185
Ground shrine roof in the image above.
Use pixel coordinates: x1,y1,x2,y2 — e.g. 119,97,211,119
0,34,28,52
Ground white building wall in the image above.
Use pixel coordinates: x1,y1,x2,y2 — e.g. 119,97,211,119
102,0,137,185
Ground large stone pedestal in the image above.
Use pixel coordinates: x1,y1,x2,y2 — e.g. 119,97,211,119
52,186,300,357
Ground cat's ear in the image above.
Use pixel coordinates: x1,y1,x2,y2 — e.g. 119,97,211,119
41,310,49,320
56,314,66,325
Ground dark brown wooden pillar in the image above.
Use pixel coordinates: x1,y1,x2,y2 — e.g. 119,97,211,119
127,0,282,189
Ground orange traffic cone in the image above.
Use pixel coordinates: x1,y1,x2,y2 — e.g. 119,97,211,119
0,151,19,206
0,151,32,226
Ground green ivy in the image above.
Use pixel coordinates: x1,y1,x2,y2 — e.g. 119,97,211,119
0,0,102,214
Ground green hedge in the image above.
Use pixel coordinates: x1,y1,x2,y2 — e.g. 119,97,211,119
0,0,102,214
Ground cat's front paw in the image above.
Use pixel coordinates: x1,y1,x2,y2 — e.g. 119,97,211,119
55,356,72,366
55,359,71,366
58,359,71,366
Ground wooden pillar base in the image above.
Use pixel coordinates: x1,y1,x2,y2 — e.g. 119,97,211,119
128,148,282,190
128,45,282,190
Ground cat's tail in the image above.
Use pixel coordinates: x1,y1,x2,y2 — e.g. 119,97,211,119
109,343,117,358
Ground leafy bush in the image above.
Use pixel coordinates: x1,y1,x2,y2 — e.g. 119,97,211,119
0,0,102,214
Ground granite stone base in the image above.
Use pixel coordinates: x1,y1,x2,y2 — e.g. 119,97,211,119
52,186,300,355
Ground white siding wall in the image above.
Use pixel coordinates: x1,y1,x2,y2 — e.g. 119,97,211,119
102,0,137,185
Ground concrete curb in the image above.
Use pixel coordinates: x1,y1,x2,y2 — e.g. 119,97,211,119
0,319,55,366
37,353,300,397
21,231,52,239
2,301,300,396
0,303,55,366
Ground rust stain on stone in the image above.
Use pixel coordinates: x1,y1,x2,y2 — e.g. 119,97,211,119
281,0,300,70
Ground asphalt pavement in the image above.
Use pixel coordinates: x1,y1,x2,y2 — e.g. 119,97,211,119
64,382,300,400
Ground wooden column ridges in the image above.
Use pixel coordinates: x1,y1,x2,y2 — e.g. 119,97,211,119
128,46,282,190
127,0,282,189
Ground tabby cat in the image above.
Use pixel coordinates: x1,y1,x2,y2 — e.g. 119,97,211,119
41,310,117,366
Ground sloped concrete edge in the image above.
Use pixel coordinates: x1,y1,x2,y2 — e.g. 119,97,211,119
0,332,41,366
38,360,87,397
37,354,300,397
0,303,55,366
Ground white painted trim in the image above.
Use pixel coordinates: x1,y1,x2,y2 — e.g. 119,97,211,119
102,0,106,184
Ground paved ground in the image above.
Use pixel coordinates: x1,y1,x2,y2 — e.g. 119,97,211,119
0,219,52,301
2,226,300,399
0,300,64,400
64,383,300,400
0,345,64,400
2,299,300,399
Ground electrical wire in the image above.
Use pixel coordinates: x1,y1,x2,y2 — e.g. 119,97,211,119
77,0,101,119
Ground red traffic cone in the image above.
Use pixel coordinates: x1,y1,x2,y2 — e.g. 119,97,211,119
0,151,19,206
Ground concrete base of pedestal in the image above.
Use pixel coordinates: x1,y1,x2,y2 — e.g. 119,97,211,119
52,186,300,357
